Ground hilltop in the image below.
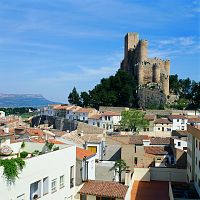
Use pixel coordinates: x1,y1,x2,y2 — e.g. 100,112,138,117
0,93,60,108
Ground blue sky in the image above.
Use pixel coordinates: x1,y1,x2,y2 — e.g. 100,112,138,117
0,0,199,102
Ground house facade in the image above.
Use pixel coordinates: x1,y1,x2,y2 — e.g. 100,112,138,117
187,125,200,196
168,115,188,131
0,141,76,200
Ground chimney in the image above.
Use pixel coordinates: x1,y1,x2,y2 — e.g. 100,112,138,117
125,169,131,186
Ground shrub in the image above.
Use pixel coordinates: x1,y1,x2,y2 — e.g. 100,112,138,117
20,151,28,158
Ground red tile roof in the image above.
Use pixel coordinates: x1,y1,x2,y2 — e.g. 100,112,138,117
188,118,200,123
144,115,155,121
155,118,172,124
88,114,101,120
129,136,143,144
76,108,95,113
76,147,95,160
30,138,65,144
101,111,120,116
131,181,169,200
79,180,128,198
168,115,187,120
144,146,167,155
150,137,171,145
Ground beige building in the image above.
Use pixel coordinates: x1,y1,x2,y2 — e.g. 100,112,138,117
187,125,200,196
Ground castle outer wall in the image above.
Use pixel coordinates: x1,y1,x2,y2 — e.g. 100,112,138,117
120,33,170,96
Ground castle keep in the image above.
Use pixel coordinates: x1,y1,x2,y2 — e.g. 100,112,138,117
120,33,170,96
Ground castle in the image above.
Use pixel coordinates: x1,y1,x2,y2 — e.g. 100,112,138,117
120,33,170,96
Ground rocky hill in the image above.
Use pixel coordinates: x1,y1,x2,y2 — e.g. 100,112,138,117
0,93,60,108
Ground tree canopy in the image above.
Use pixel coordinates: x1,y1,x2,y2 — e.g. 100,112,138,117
120,109,149,132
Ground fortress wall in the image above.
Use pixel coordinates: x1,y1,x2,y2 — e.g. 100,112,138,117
139,40,148,62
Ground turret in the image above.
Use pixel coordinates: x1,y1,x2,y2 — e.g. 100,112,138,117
139,40,148,62
138,62,144,85
124,33,139,58
164,60,170,75
153,63,160,83
162,60,170,96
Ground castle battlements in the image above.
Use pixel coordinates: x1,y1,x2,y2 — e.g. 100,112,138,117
120,32,170,96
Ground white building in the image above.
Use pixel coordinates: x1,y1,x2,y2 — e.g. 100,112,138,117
74,108,97,122
154,118,172,132
101,111,121,132
40,105,61,116
88,114,102,128
187,125,200,196
76,147,96,183
168,115,188,131
0,140,76,200
0,111,5,118
174,138,187,151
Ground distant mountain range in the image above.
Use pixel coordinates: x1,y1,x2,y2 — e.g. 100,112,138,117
0,93,61,108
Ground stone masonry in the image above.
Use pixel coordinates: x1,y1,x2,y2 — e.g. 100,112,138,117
120,33,170,96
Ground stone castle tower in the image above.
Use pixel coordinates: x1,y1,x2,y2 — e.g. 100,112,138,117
120,32,170,96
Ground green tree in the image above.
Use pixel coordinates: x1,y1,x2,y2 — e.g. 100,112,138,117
120,109,149,132
68,87,81,105
169,74,180,94
80,92,91,107
190,82,200,113
175,98,189,110
114,159,127,183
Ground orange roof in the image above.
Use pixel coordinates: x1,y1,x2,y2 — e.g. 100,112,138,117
131,181,169,200
27,128,44,136
76,147,95,160
79,180,128,198
88,114,101,119
76,108,95,113
101,111,120,116
168,115,187,120
30,138,65,144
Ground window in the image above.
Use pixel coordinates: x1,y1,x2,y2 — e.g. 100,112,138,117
87,146,97,153
43,177,49,195
97,122,100,127
60,175,64,188
105,116,107,120
196,157,197,165
70,166,74,188
135,146,137,153
80,194,87,200
134,157,138,165
177,119,179,122
108,116,110,121
178,142,181,146
196,140,198,148
181,126,184,130
158,128,160,130
51,179,57,193
195,174,197,182
30,180,41,200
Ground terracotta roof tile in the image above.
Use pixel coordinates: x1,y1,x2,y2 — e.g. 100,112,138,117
144,146,167,155
168,115,187,120
88,114,101,120
131,181,169,200
79,180,128,198
101,111,120,116
129,136,143,145
76,147,95,160
150,137,171,145
144,115,156,121
155,118,172,124
188,118,200,123
76,108,95,113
